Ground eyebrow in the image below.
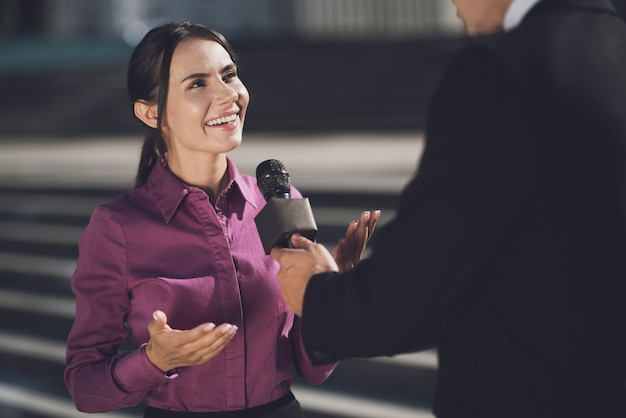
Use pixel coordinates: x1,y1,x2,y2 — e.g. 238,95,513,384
181,64,237,84
181,73,209,83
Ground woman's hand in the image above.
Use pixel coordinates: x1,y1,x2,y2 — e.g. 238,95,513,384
145,310,237,372
332,210,381,272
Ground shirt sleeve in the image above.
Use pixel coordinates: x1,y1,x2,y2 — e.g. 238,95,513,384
64,206,172,413
301,44,538,363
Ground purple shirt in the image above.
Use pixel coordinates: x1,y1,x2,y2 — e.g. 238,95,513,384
65,157,336,413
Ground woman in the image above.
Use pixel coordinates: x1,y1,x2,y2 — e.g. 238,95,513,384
64,22,380,417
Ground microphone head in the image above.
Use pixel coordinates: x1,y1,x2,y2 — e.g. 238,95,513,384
256,159,291,200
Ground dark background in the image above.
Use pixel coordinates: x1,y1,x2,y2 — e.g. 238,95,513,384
0,1,624,417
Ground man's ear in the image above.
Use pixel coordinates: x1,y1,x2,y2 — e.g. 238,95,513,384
134,100,158,129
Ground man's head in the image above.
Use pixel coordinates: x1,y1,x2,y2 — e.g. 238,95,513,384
452,0,514,36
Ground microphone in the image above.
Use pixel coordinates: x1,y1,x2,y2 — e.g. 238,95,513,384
254,159,318,254
256,158,291,200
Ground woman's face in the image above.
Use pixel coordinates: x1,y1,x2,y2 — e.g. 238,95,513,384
161,38,249,159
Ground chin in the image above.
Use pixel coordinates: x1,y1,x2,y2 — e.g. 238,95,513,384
224,135,243,152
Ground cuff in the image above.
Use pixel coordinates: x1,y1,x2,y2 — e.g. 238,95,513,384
113,343,180,391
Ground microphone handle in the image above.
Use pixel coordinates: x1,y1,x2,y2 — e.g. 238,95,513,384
254,197,318,254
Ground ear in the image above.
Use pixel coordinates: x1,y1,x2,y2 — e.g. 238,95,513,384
134,100,159,129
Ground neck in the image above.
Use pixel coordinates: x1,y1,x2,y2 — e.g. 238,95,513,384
167,152,230,203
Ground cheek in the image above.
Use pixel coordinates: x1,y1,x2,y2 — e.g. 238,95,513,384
169,95,208,121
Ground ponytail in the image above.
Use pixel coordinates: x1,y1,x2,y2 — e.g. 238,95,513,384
135,129,166,186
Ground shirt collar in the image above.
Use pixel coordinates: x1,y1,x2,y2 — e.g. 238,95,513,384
504,0,543,30
228,158,259,209
146,156,257,223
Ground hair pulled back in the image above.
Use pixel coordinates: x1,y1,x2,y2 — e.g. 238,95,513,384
127,22,237,186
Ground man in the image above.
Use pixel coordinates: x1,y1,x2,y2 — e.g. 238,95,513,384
271,0,626,417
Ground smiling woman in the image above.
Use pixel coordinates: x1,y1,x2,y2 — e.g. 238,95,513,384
134,37,249,203
63,21,380,418
126,23,247,195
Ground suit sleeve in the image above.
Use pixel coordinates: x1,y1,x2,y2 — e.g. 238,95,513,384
301,46,539,363
290,315,338,383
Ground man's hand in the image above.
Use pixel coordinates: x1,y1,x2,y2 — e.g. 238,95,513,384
332,210,381,272
271,234,339,316
145,310,238,372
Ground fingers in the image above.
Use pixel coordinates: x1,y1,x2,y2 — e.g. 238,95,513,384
368,210,381,237
153,310,168,326
339,222,359,271
347,211,372,266
290,233,315,249
271,234,313,262
331,210,382,272
354,211,371,252
356,209,381,242
148,310,171,336
183,323,238,363
182,321,238,350
332,237,347,270
146,310,239,370
354,210,381,247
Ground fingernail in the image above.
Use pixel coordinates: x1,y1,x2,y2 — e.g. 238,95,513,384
364,211,370,220
223,324,237,335
204,323,216,332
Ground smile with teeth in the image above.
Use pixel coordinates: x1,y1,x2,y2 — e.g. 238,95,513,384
206,114,238,126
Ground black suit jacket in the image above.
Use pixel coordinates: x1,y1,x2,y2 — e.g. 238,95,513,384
301,0,626,416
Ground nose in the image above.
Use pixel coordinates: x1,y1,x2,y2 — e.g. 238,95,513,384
215,81,238,105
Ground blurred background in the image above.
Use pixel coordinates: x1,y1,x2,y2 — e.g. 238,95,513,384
0,1,623,417
0,0,466,137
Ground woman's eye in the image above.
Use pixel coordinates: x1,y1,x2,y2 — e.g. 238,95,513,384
224,71,237,82
190,80,206,89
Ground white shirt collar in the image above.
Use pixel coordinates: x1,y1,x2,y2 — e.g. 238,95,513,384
504,0,543,30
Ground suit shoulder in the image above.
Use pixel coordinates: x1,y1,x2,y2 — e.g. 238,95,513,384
441,37,521,87
448,27,557,89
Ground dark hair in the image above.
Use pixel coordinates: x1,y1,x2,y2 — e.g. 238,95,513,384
127,22,238,186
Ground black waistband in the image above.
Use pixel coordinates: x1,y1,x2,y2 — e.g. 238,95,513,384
144,391,296,418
